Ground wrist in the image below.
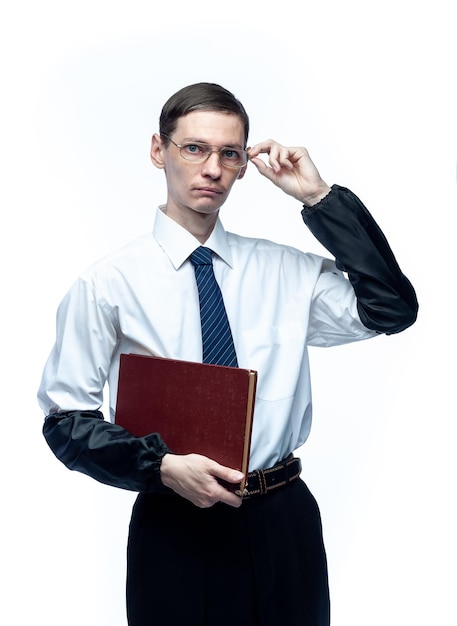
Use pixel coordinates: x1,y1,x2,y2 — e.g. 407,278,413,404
159,452,174,486
302,183,332,207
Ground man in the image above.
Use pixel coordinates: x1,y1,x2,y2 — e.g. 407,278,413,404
38,82,418,626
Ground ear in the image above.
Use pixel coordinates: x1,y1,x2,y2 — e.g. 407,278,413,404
237,163,248,180
150,133,166,169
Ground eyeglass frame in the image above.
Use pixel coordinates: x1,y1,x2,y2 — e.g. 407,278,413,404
161,134,249,169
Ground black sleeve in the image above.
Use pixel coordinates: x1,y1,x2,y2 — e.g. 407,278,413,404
301,185,418,334
43,409,173,493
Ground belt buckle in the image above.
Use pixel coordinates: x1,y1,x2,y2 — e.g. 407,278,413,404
237,456,300,499
235,468,267,498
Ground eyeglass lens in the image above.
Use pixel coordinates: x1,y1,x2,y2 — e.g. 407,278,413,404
181,142,247,168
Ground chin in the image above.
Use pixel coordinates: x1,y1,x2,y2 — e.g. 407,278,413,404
192,202,224,216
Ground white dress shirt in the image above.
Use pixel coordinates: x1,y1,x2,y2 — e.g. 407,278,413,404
38,206,376,470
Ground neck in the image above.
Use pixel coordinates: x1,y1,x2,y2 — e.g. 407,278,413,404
163,206,218,244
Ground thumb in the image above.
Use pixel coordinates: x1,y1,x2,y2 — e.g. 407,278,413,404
249,156,277,181
211,462,244,485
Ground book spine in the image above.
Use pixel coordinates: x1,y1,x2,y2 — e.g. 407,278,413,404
240,372,257,491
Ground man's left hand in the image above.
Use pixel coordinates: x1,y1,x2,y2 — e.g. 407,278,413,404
248,140,331,207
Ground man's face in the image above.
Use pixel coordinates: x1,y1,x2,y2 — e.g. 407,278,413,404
153,110,247,228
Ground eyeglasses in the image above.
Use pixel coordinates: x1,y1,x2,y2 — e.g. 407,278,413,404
162,134,249,169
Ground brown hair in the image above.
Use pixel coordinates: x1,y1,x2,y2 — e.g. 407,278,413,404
159,82,249,147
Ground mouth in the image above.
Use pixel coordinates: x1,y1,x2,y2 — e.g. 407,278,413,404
194,186,223,196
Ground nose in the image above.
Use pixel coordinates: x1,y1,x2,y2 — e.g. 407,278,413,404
201,150,222,178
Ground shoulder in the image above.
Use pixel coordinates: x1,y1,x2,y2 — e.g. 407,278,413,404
79,233,159,281
226,231,325,270
226,230,299,254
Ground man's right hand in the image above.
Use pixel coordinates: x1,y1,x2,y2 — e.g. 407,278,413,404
160,453,244,508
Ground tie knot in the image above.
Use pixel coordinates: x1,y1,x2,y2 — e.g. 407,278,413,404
190,246,213,267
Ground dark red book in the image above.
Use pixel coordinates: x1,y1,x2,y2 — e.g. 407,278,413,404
115,354,257,491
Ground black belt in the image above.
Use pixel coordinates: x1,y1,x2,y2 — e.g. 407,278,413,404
238,454,302,498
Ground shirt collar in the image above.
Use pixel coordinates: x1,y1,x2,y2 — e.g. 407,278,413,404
153,206,233,270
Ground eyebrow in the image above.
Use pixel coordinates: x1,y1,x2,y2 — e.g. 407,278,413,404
180,137,245,149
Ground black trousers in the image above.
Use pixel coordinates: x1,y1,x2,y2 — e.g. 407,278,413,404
126,479,330,626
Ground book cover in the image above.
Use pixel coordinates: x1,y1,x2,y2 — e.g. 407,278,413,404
115,354,257,490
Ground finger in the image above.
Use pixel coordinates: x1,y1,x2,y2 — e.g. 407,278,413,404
209,463,244,507
248,139,282,167
250,146,295,175
209,479,243,508
210,461,244,485
248,139,275,157
267,144,282,173
218,488,243,508
252,141,285,173
271,145,296,171
190,480,242,509
249,156,278,183
187,472,243,508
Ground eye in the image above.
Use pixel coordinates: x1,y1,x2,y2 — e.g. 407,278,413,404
222,148,241,161
183,143,205,155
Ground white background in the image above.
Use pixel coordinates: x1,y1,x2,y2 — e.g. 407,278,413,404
1,1,456,624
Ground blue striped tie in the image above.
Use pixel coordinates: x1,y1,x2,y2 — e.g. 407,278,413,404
190,247,238,367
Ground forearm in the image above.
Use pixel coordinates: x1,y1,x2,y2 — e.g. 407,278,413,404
302,185,418,334
43,410,172,493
